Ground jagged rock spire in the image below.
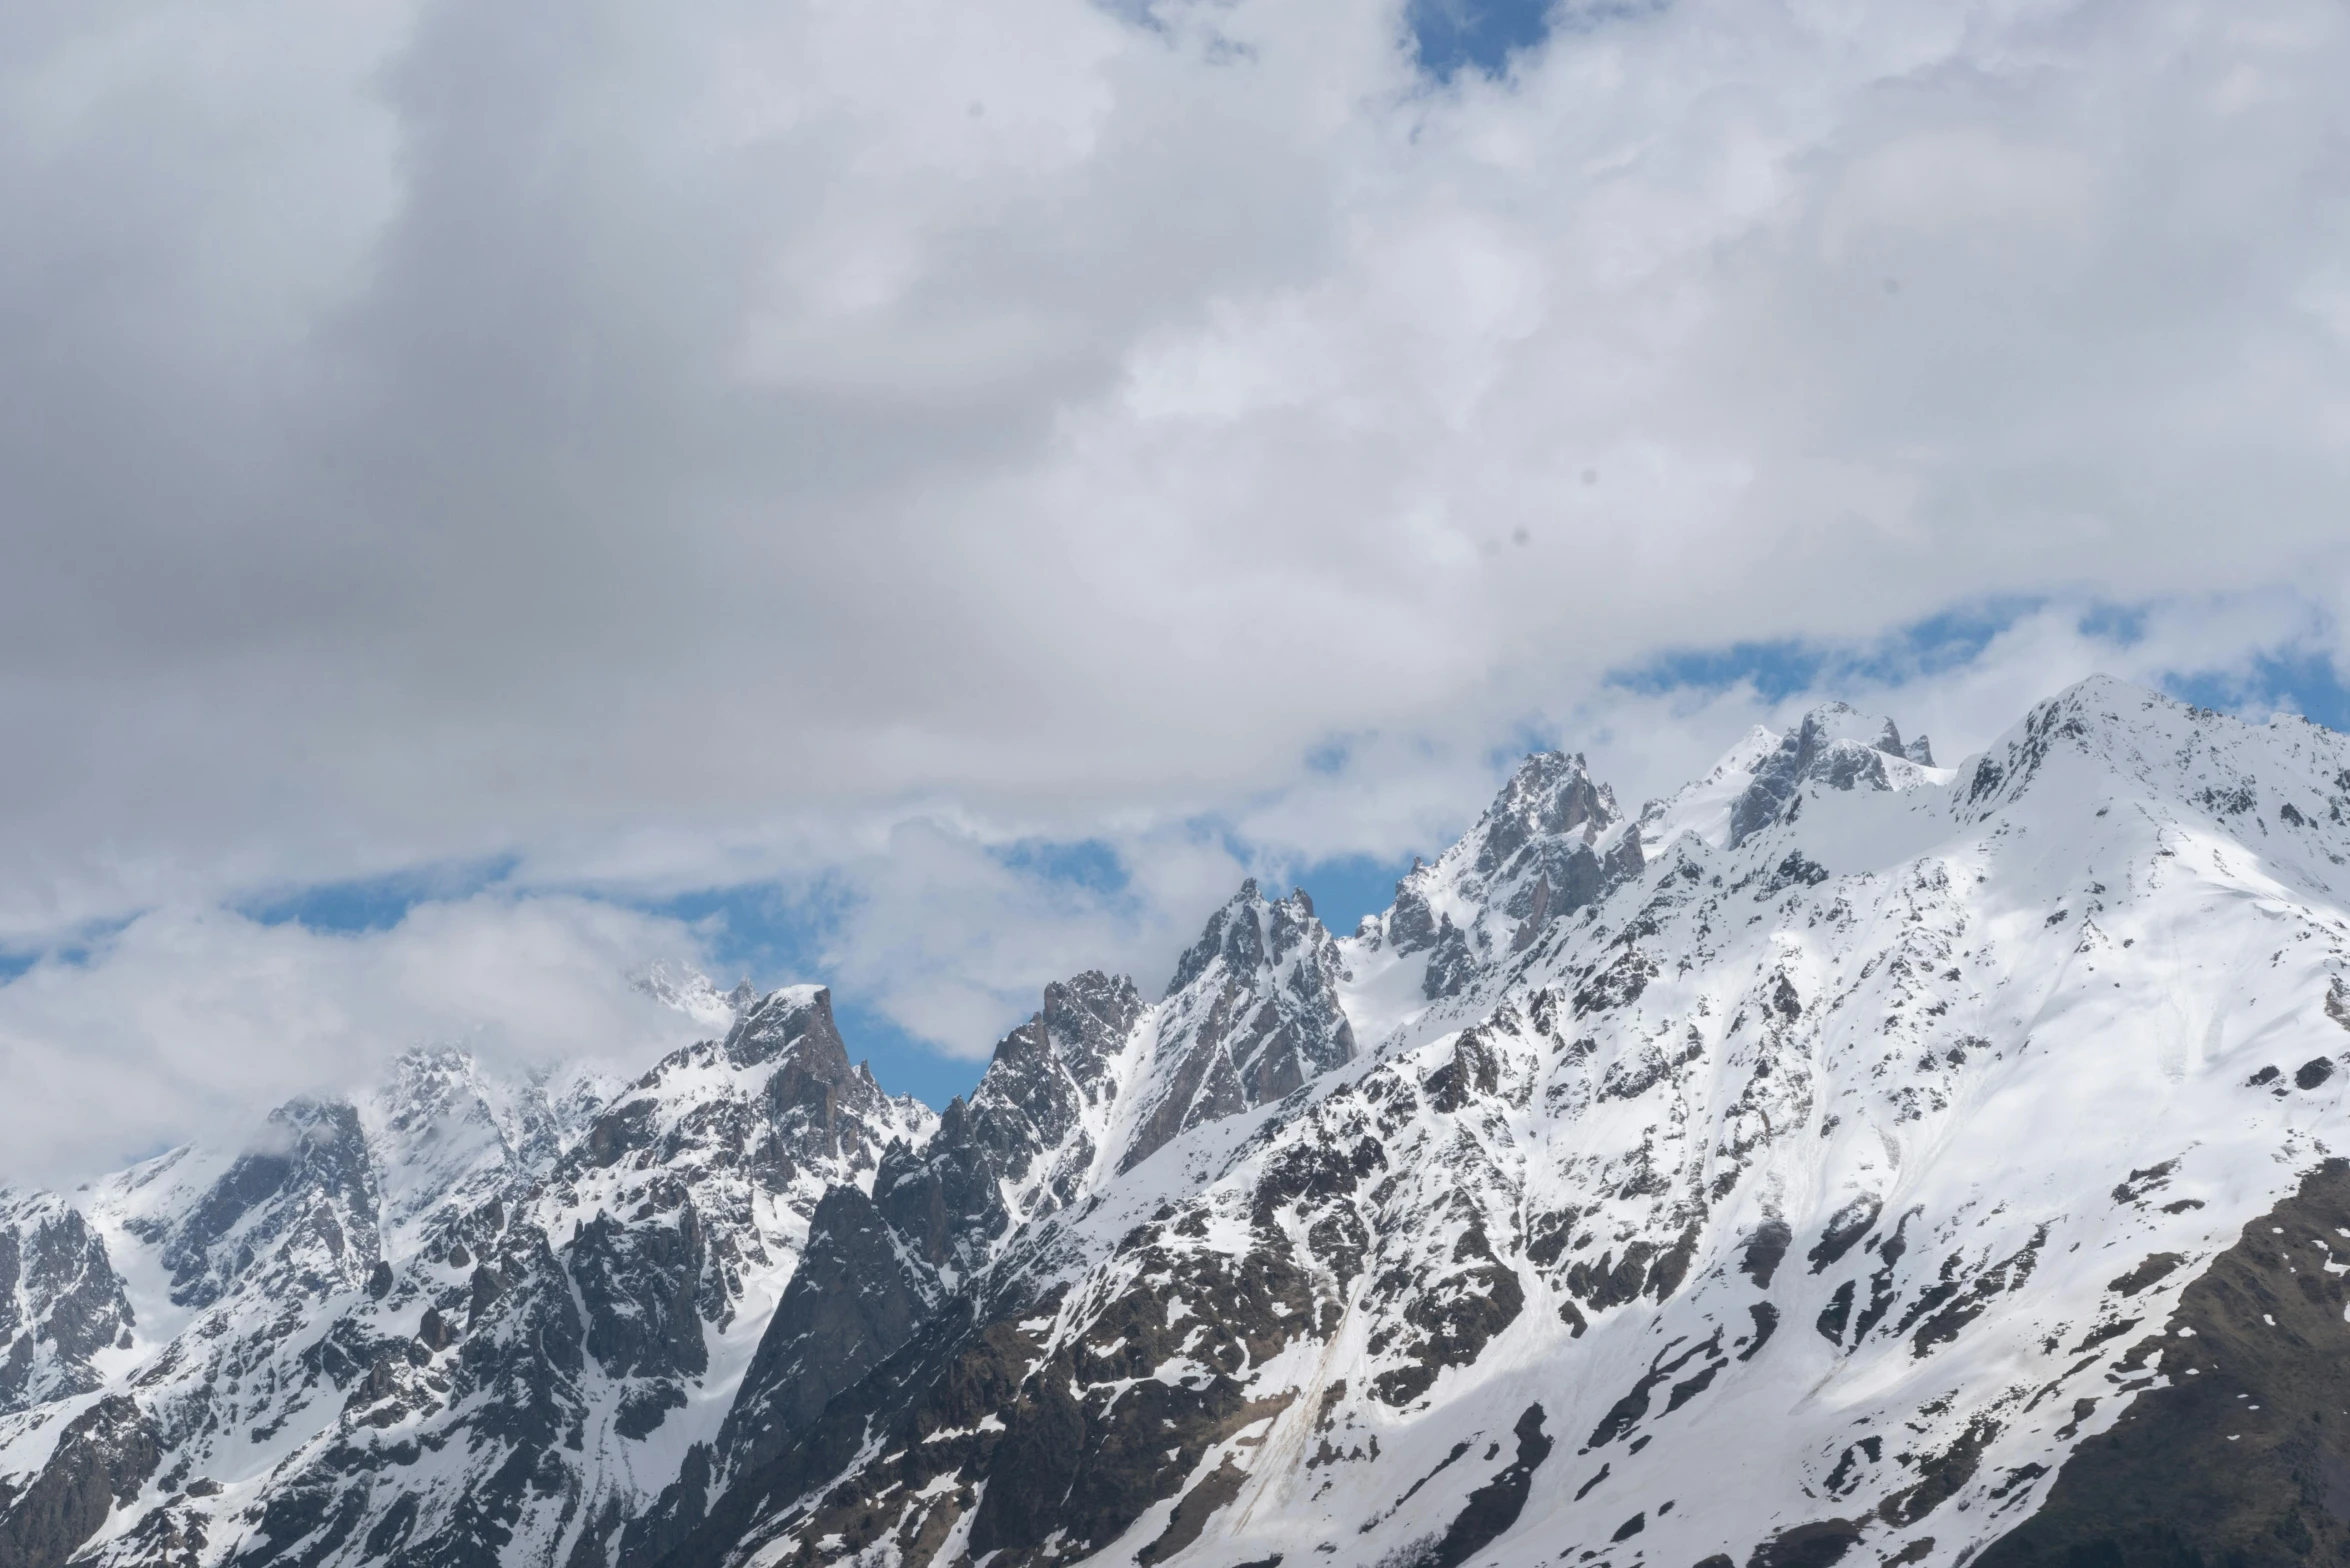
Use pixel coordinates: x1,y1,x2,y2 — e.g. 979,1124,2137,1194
1727,701,1930,846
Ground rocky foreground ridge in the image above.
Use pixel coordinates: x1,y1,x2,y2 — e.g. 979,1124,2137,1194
12,677,2350,1568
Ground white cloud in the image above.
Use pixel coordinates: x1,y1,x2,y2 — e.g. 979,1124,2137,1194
0,897,710,1187
6,0,2350,1160
5,0,2348,935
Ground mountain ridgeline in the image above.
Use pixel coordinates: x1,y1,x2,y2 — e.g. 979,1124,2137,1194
12,678,2350,1568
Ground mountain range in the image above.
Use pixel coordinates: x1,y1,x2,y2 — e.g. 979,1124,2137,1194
10,676,2350,1568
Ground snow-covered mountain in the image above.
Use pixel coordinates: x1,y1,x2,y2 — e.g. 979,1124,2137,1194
11,677,2350,1568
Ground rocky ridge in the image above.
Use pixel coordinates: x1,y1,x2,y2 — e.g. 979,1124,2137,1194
9,678,2350,1568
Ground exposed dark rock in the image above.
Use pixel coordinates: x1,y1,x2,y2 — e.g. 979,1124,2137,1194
88,1497,211,1568
1806,1195,1881,1273
1477,753,1608,874
1390,873,1439,954
1901,1227,2045,1359
569,1206,709,1380
1133,1458,1247,1565
1740,1216,1792,1288
1407,1404,1551,1568
2111,1162,2178,1206
1977,1159,2350,1568
1588,1334,1720,1448
2107,1252,2184,1298
951,971,1143,1213
615,1381,687,1439
1573,949,1657,1017
1368,1226,1524,1408
1816,1280,1855,1345
416,1305,457,1351
154,1098,376,1310
0,1198,135,1415
1877,1416,1997,1526
1745,1518,1859,1568
1738,1302,1778,1361
0,1394,159,1568
1124,885,1353,1171
614,1444,710,1568
715,1184,939,1479
1729,705,1910,847
1422,918,1480,1001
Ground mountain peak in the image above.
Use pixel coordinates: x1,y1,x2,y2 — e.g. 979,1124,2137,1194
1473,749,1613,874
631,961,747,1029
26,678,2350,1568
1726,700,1931,846
1362,746,1641,1006
722,984,850,1074
1165,876,1324,999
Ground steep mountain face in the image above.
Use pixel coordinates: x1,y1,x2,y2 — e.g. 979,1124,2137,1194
1356,749,1642,1013
0,1192,135,1416
0,987,933,1568
10,678,2350,1568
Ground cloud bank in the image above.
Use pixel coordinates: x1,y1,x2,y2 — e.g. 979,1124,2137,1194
4,0,2349,1177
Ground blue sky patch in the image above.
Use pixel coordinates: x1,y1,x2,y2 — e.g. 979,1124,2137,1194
647,881,838,982
1409,0,1554,79
831,998,992,1110
240,856,519,934
1292,851,1418,936
1610,597,2044,702
0,914,145,981
991,837,1129,897
2163,648,2350,733
2075,602,2149,647
641,879,993,1108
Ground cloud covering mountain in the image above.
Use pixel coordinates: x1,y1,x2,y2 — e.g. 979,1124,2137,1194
14,682,2350,1568
6,0,2350,1173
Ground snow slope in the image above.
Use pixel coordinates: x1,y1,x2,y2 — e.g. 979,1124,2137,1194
11,678,2350,1568
655,679,2350,1568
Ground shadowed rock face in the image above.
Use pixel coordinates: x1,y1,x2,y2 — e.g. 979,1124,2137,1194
28,681,2350,1568
0,1395,158,1568
1120,883,1356,1173
1381,750,1643,1004
150,1098,380,1311
712,1184,940,1485
0,987,938,1568
1411,1404,1552,1568
1977,1159,2350,1568
0,1195,134,1416
951,971,1146,1216
614,970,1161,1567
1475,752,1609,873
1728,704,1915,847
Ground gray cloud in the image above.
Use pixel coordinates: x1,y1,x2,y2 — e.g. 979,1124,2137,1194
4,0,2350,1158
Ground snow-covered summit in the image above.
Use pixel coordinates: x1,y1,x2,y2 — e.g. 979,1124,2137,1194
15,678,2350,1568
1336,750,1644,1055
637,678,2350,1568
1724,700,1937,845
0,1187,134,1417
634,963,760,1030
2,983,938,1568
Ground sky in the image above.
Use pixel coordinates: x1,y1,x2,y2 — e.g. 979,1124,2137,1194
4,0,2350,1182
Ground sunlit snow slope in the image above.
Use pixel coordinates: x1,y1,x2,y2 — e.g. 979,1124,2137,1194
11,679,2350,1568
